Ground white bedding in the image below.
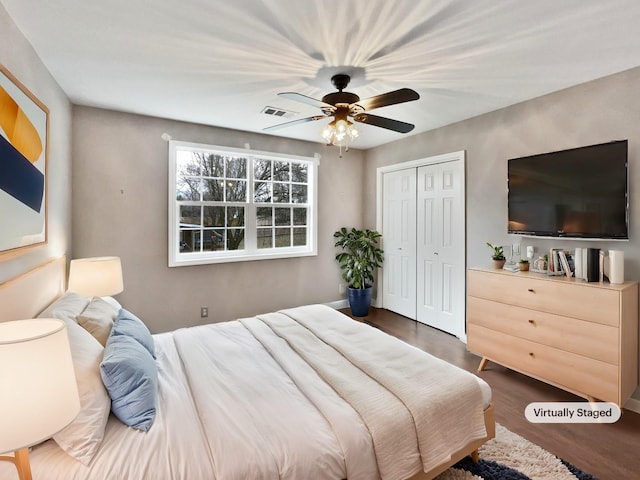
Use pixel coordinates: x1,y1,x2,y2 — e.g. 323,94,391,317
1,304,490,480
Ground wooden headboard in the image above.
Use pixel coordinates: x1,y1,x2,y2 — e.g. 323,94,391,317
0,257,66,322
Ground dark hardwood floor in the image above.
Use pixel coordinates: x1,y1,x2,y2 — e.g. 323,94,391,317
340,307,640,480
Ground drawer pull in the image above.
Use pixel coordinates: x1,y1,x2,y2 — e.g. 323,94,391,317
527,288,535,293
528,319,535,325
529,352,535,357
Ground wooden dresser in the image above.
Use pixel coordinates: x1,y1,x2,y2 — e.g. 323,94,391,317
467,267,638,406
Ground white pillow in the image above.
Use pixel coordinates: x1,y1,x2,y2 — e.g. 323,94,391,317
38,291,89,323
100,296,122,311
39,295,111,465
77,297,118,346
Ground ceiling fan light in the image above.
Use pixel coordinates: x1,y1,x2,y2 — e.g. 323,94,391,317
321,125,333,141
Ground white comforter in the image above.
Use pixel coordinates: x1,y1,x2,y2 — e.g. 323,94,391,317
11,305,488,480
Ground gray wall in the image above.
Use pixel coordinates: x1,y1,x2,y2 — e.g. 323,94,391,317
364,67,640,280
72,106,363,333
0,4,73,284
364,67,640,404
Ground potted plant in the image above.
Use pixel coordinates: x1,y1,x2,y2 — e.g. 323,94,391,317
486,242,506,269
518,258,530,271
334,227,384,317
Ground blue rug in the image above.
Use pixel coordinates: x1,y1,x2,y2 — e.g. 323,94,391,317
437,424,598,480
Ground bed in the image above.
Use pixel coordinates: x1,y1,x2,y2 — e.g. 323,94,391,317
0,258,495,480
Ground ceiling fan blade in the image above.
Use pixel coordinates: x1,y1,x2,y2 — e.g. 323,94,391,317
353,113,415,133
355,88,420,111
278,92,334,110
263,115,326,132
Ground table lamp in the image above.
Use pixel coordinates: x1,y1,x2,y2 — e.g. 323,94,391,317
68,256,124,297
0,318,80,480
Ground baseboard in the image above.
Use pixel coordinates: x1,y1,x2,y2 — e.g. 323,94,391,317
324,299,349,310
325,297,380,311
623,396,640,414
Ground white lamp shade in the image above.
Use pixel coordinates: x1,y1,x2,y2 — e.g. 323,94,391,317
68,256,124,297
0,318,80,454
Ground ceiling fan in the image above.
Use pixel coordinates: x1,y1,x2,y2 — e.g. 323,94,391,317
264,74,420,153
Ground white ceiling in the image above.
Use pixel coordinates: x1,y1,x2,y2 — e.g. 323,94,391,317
4,0,640,149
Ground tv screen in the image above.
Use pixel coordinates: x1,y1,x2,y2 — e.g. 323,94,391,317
507,140,628,239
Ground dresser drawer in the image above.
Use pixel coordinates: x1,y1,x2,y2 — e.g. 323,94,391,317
467,270,620,326
467,296,619,365
468,324,618,402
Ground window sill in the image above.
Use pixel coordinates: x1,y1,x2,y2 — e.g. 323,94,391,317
169,248,317,267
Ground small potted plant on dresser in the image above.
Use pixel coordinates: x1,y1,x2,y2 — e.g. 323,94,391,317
334,227,384,317
486,242,506,269
518,258,530,271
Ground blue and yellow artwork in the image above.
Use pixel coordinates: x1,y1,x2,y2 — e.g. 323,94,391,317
0,67,48,254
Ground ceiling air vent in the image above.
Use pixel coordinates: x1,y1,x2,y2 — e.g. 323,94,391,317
261,106,296,118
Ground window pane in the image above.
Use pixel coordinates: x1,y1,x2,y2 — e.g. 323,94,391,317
202,179,224,201
203,206,225,227
177,150,201,177
226,156,247,179
179,230,199,252
254,159,271,180
176,177,200,201
257,207,272,226
203,153,224,177
293,227,307,246
227,229,245,250
273,161,290,181
226,180,247,202
275,228,291,247
254,181,271,203
257,228,273,249
227,207,244,227
202,229,223,251
292,163,308,183
293,208,307,226
180,206,201,226
273,183,290,203
274,208,290,226
202,230,215,252
292,184,307,203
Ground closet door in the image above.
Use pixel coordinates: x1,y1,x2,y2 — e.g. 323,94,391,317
416,161,464,337
382,168,417,319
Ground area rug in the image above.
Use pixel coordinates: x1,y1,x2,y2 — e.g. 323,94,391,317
437,424,597,480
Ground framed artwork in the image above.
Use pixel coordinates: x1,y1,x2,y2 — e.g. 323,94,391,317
0,65,49,256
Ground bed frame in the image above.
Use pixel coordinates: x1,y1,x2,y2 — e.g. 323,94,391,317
0,257,66,322
0,257,495,480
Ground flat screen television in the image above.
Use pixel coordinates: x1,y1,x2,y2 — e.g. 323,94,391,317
507,140,628,239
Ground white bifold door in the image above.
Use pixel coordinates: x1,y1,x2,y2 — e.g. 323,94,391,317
382,168,417,319
382,157,465,339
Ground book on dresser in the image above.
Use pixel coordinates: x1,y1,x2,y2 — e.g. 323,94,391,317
466,266,639,407
558,251,572,278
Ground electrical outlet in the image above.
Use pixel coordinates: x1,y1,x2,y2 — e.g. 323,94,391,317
201,306,209,318
339,284,346,295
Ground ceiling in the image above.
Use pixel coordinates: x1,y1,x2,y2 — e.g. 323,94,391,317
4,0,640,149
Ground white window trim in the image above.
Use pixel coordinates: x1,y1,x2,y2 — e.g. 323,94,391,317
168,140,318,267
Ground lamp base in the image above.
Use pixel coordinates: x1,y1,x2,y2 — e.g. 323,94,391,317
0,448,32,480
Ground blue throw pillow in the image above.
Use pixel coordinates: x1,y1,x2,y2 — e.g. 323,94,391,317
100,334,158,431
112,308,156,359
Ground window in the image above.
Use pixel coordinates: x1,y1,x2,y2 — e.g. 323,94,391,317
169,141,318,266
